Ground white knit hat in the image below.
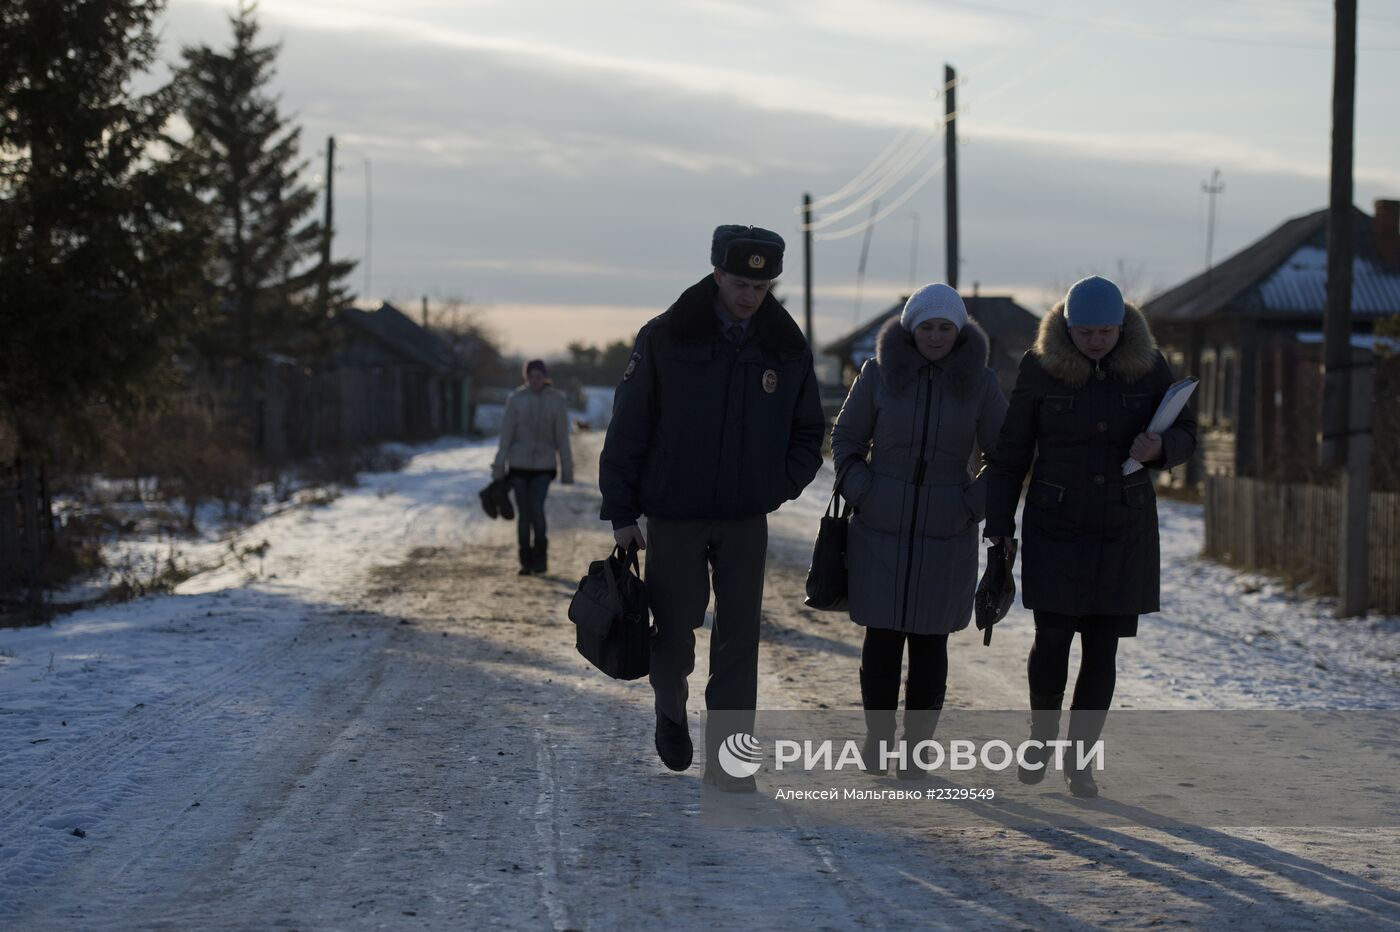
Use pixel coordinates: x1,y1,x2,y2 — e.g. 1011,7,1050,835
900,283,967,332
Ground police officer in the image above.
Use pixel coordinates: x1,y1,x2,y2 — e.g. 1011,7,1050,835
599,224,827,791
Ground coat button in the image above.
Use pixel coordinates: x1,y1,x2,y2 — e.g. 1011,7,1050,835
1096,370,1106,381
1093,474,1105,485
1097,421,1107,432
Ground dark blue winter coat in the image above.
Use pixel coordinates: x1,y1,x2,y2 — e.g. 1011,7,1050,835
983,302,1197,617
599,275,827,527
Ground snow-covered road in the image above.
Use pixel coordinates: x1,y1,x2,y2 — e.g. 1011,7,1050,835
1,434,1396,928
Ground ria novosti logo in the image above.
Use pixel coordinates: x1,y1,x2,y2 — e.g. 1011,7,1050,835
717,733,763,778
717,733,1105,776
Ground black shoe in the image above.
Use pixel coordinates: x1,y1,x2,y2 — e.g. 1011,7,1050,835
1017,691,1064,785
896,698,943,781
517,545,534,576
1063,708,1107,798
532,538,548,574
702,770,757,793
1065,767,1100,798
861,730,894,776
655,712,693,771
1017,742,1052,785
859,669,899,776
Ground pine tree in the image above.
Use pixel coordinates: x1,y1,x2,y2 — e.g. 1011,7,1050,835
0,0,207,616
179,2,355,368
0,0,206,451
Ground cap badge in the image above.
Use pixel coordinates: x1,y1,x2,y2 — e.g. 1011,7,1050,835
748,253,766,270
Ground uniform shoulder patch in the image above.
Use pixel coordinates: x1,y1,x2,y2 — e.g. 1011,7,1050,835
622,352,642,381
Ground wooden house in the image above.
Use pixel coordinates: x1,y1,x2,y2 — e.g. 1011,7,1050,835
1142,200,1400,486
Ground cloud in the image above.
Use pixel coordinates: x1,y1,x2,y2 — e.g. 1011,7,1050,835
164,1,1400,358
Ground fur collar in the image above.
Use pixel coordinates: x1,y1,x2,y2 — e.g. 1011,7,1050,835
1033,301,1158,388
665,275,808,353
873,315,990,400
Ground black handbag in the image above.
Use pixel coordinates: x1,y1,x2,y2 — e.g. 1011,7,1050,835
568,544,653,680
478,480,501,518
804,473,853,611
974,538,1018,645
478,479,516,520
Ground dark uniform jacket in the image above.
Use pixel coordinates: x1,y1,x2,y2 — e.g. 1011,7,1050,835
599,275,827,527
983,302,1197,617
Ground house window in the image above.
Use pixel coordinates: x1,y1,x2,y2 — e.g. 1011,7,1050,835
1199,350,1217,427
1168,351,1186,379
1218,349,1239,424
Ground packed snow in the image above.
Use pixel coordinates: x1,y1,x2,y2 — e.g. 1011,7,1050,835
1,402,1396,928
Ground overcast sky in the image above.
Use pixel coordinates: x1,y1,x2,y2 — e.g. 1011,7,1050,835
163,0,1400,356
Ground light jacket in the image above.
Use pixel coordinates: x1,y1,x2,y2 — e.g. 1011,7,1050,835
492,385,574,482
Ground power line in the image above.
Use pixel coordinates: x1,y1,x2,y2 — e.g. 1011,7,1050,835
930,0,1400,50
815,156,948,241
803,129,943,231
806,127,918,212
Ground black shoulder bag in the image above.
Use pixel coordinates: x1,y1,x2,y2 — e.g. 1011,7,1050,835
804,465,854,611
568,544,653,680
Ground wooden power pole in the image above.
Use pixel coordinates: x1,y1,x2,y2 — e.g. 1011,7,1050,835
319,135,335,317
1319,0,1370,617
944,64,959,290
803,192,814,347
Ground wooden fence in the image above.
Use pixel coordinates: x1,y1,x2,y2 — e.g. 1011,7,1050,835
1204,475,1400,614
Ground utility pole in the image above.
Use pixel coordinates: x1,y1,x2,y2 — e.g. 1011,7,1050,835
908,211,920,292
318,136,335,317
1202,168,1225,273
1319,0,1369,616
364,158,373,299
944,64,959,290
422,294,430,329
854,199,879,323
803,192,814,347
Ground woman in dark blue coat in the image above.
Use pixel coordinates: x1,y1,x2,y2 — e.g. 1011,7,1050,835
983,276,1196,797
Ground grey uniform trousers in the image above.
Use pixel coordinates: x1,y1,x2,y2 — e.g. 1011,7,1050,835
645,515,768,746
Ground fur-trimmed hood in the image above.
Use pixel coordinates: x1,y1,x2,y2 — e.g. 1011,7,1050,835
874,315,990,400
1033,301,1158,388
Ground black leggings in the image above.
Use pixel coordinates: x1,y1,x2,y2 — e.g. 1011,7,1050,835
860,628,948,710
1027,623,1119,711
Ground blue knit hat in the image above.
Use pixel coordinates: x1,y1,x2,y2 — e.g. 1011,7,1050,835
1064,276,1125,327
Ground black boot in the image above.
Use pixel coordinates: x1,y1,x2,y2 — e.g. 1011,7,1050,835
896,686,945,781
1017,691,1064,785
1064,708,1107,798
655,711,693,772
517,544,534,576
859,670,899,776
532,537,548,574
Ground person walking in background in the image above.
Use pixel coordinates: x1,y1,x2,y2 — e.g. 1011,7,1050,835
831,284,1007,778
983,275,1197,797
492,359,574,575
598,224,827,792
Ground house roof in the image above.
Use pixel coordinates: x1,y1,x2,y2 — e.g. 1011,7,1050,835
821,294,1039,361
339,302,459,373
1143,206,1400,323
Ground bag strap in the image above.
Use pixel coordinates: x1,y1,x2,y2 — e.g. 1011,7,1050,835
601,545,626,609
828,458,858,518
614,543,642,576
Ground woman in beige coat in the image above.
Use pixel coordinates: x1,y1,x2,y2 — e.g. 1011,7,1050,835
492,360,574,574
